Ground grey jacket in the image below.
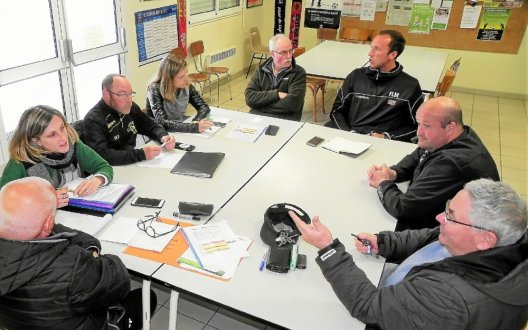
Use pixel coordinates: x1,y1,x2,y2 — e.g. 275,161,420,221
316,228,528,330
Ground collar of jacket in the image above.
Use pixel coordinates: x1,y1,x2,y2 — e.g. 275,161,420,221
98,98,133,119
365,61,403,82
260,57,298,76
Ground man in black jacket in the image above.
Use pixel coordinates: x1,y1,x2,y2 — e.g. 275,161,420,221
0,177,155,329
367,96,499,230
84,74,176,166
327,30,423,142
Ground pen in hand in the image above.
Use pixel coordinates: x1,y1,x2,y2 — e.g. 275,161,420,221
160,141,168,148
351,233,377,257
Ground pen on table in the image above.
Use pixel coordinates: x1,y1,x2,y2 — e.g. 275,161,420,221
173,212,201,221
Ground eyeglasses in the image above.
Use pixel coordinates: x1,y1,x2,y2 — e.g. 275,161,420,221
444,199,490,231
272,49,294,56
137,211,180,238
108,90,136,98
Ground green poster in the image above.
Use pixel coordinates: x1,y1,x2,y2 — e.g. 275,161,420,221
408,3,434,34
477,8,510,41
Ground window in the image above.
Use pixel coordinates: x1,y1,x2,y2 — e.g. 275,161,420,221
0,0,126,162
189,0,241,24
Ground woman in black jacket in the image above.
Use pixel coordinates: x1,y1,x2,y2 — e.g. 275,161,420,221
146,53,213,133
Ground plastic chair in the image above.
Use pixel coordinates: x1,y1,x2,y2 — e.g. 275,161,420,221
317,28,337,43
246,27,269,79
170,47,212,98
339,27,370,44
293,47,327,122
189,40,232,106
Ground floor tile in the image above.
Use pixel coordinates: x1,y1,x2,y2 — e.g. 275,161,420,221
207,308,267,330
151,305,207,330
169,293,219,323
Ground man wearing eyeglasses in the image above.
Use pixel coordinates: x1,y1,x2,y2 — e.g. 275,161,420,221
83,74,176,166
0,177,157,329
290,178,528,330
326,30,423,142
367,96,499,231
245,34,307,121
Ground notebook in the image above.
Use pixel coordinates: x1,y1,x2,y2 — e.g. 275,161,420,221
322,137,372,156
170,152,225,178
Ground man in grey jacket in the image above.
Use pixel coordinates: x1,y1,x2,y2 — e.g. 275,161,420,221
245,34,306,121
291,179,528,330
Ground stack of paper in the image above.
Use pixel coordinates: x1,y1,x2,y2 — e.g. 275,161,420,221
66,178,135,214
55,210,112,236
226,124,266,143
180,222,252,280
322,137,372,156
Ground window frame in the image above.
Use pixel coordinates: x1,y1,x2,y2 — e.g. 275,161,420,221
188,0,242,25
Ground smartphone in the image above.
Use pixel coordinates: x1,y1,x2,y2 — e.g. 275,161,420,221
175,142,195,152
130,196,165,208
307,136,324,147
265,125,280,136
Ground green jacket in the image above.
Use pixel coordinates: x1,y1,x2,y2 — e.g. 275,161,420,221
0,141,113,189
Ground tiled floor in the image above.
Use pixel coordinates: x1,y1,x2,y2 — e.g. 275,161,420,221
146,71,527,329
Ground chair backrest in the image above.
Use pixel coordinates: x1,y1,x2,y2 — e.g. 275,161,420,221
71,120,85,143
436,69,456,97
189,41,206,71
450,57,462,72
292,47,305,58
317,28,337,42
340,27,370,43
250,27,265,51
170,47,186,59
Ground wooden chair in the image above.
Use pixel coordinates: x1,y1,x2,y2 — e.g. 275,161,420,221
246,27,269,78
189,40,232,106
170,47,212,98
435,69,457,97
339,27,370,44
317,28,337,43
293,47,327,122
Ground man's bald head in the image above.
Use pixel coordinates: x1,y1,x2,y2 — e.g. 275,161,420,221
0,177,57,240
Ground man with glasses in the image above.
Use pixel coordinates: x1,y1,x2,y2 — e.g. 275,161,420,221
326,30,423,142
367,96,499,230
83,74,176,165
245,34,307,121
0,177,157,329
290,178,528,330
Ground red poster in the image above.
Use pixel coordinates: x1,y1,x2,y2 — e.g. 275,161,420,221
178,0,187,55
289,0,302,48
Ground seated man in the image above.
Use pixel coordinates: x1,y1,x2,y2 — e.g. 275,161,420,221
290,179,528,330
327,30,423,142
0,177,156,329
367,96,499,230
245,34,307,121
83,73,176,166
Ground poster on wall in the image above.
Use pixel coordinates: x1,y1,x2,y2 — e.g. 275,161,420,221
477,7,510,40
304,0,342,28
289,0,303,48
178,0,187,55
408,3,434,34
135,5,178,65
342,0,362,16
274,0,286,34
247,0,263,8
385,0,413,26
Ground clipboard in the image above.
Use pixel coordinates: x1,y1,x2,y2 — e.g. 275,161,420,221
170,152,225,178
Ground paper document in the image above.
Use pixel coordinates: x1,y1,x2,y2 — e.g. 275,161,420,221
226,124,266,143
66,178,133,205
55,210,112,236
192,115,231,139
136,151,185,169
98,216,141,244
128,222,180,252
322,137,372,155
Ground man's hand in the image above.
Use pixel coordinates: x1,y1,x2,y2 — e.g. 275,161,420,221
197,119,213,132
289,211,334,250
278,92,288,99
143,145,162,160
75,176,104,197
55,187,69,208
367,163,396,188
353,232,379,255
370,132,386,139
161,135,176,150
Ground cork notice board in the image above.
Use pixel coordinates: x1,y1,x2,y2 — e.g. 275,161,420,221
340,2,527,54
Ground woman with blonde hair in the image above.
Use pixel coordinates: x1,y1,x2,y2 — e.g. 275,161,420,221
146,53,213,132
0,105,113,208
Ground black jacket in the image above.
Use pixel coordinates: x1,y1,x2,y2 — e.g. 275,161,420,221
0,224,130,330
83,99,168,166
316,228,528,330
245,57,306,121
329,63,423,142
378,126,500,230
146,83,210,133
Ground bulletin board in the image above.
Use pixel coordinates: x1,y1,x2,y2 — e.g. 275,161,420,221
339,2,527,54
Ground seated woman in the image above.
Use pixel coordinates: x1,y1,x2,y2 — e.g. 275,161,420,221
0,105,113,208
146,53,213,133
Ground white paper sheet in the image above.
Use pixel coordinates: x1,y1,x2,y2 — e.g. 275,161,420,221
136,151,184,169
322,137,372,155
55,210,112,236
98,216,141,244
128,222,180,252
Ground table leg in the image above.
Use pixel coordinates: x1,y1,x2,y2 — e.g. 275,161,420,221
169,290,180,329
142,279,151,330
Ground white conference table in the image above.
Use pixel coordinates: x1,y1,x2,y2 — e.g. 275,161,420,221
295,40,448,92
97,108,302,329
153,123,417,329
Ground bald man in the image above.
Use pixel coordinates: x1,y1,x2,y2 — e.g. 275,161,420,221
0,177,149,329
367,96,499,230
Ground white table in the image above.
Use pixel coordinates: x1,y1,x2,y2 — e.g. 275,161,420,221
153,123,417,329
295,40,448,92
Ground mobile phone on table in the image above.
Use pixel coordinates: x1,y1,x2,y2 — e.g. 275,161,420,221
175,142,195,152
265,125,280,136
130,196,165,208
307,136,324,147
